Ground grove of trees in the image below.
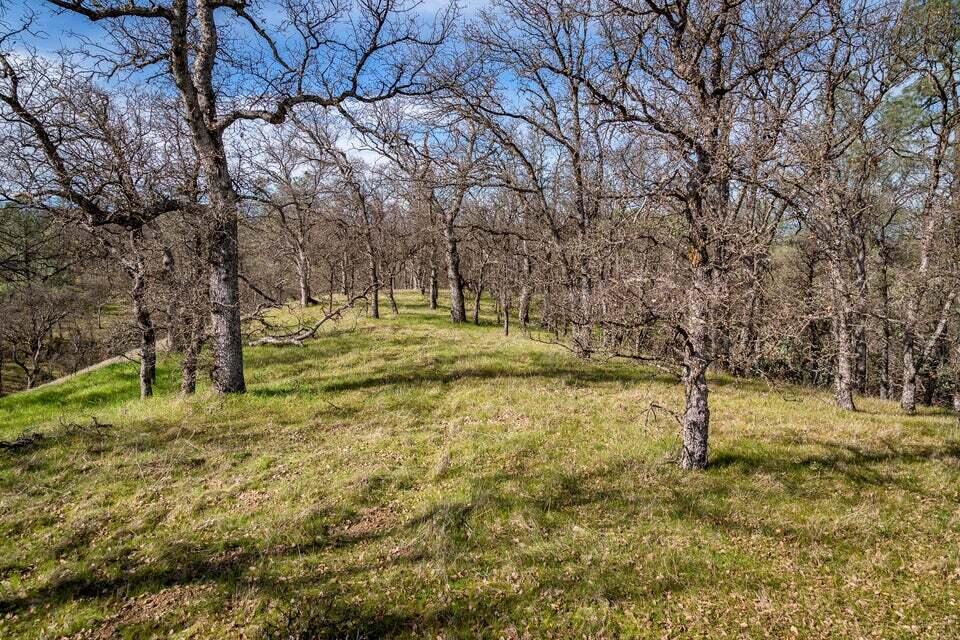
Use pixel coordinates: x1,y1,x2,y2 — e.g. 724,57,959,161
1,0,959,469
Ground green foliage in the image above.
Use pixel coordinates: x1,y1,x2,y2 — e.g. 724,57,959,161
0,294,958,638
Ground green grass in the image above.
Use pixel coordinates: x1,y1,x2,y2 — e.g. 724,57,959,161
1,293,958,638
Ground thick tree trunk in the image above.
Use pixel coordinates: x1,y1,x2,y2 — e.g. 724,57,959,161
828,247,858,412
208,211,245,393
443,215,466,323
297,247,313,307
126,229,156,399
679,268,711,471
341,250,349,296
132,260,156,399
834,315,857,411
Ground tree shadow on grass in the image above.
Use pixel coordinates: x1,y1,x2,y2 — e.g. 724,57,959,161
7,435,955,636
318,351,677,395
709,437,960,499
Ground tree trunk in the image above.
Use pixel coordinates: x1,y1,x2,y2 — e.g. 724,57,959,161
328,266,335,312
828,248,858,412
921,370,937,407
518,251,532,327
443,214,466,323
570,273,592,357
162,247,182,353
429,261,439,310
169,7,245,395
208,211,246,394
297,247,313,307
878,246,891,400
901,327,918,414
388,273,399,315
368,253,380,319
834,315,857,411
127,228,156,399
181,321,203,395
472,271,484,325
502,290,510,337
854,324,867,394
132,257,156,399
679,267,711,471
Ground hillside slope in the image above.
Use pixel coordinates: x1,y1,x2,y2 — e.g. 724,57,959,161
1,294,958,638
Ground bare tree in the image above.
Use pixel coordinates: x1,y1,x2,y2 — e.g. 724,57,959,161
44,0,455,393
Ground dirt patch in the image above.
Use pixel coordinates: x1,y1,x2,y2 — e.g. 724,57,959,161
337,505,399,540
69,584,215,639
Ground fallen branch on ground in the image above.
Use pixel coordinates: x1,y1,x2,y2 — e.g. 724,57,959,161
0,431,43,451
248,288,372,346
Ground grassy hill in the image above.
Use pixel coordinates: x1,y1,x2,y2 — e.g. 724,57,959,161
1,293,958,638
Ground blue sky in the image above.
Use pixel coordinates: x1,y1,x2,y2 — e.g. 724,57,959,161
4,0,477,54
3,2,104,52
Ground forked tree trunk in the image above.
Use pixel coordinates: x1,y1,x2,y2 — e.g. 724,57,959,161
902,290,956,412
170,6,246,395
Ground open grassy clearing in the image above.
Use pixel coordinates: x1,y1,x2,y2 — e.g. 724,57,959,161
0,292,958,638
